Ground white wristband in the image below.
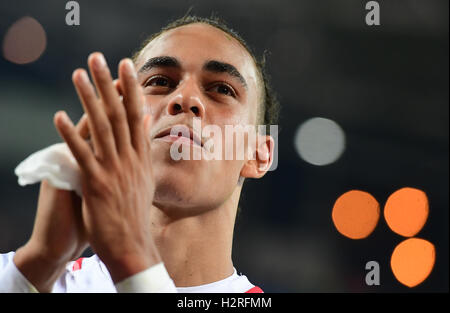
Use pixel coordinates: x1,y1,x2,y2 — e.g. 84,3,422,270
115,262,177,293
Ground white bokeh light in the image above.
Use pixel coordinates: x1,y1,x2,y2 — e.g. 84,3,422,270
294,117,346,166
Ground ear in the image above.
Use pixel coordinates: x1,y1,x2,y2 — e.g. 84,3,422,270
240,134,274,179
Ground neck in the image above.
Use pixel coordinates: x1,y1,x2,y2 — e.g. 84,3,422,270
149,188,240,287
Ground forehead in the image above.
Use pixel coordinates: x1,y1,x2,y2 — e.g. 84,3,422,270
136,23,259,89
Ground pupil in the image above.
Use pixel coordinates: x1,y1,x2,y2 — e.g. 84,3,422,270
156,78,167,86
219,85,229,94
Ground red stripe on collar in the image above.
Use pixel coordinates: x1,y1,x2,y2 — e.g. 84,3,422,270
72,258,85,271
245,286,263,293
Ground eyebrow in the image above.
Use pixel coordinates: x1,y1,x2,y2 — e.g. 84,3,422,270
138,56,181,73
138,56,248,90
203,60,248,90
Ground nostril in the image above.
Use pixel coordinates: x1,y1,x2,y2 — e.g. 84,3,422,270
191,106,199,115
173,103,182,111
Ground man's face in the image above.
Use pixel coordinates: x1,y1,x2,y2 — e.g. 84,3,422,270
134,23,261,216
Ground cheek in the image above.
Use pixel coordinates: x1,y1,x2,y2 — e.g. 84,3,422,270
205,90,253,122
199,159,243,204
143,94,167,121
210,122,257,163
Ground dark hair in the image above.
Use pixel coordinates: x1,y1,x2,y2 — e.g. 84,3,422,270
132,14,280,127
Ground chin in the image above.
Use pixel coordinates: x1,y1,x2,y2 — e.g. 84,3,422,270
151,159,209,217
150,144,240,217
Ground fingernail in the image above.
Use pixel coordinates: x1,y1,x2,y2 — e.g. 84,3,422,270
124,59,137,78
78,70,89,84
58,111,73,126
91,53,106,70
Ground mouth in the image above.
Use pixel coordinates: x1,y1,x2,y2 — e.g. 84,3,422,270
154,125,203,148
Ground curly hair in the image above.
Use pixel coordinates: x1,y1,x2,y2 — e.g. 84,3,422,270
131,14,280,128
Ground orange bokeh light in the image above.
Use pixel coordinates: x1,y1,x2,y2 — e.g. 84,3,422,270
384,187,429,237
332,190,380,239
390,238,435,288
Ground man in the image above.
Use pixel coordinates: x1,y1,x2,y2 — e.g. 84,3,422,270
0,15,279,293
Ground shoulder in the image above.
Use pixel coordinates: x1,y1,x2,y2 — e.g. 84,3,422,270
233,271,264,293
0,251,15,268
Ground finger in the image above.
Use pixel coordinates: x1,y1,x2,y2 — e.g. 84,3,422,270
75,114,90,140
72,68,116,160
54,111,99,176
114,79,123,96
88,52,131,154
114,79,124,108
143,114,152,146
119,58,145,152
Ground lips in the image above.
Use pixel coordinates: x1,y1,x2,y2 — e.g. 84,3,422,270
154,125,203,147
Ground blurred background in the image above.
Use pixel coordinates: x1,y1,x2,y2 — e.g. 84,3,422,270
0,0,448,292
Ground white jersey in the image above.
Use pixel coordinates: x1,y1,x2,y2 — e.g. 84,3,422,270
0,252,263,293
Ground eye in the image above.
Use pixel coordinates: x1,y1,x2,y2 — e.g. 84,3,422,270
209,83,236,98
144,75,171,88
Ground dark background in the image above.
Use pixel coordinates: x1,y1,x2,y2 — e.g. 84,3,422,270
0,0,448,292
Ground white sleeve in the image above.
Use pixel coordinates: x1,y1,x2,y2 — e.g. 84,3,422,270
0,252,38,293
114,262,177,293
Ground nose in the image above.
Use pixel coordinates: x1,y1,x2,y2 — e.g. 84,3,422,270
166,79,205,119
